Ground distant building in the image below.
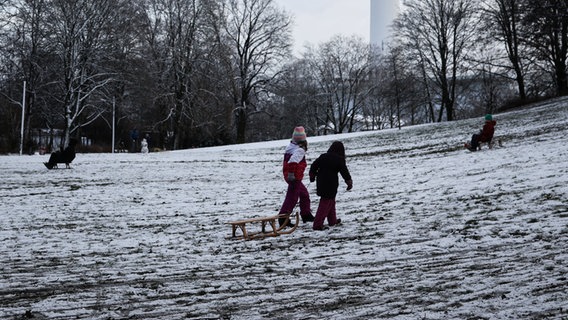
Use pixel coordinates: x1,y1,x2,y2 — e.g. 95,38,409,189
370,0,402,51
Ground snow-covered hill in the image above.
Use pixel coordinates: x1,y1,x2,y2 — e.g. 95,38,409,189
1,98,567,319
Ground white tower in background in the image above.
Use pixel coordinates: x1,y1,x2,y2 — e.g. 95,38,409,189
370,0,402,50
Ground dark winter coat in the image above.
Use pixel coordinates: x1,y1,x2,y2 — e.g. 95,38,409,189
309,141,352,199
48,138,77,166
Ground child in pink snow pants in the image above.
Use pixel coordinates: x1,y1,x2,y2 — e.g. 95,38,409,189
309,141,352,230
278,126,315,227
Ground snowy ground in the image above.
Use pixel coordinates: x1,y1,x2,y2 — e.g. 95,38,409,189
1,98,568,320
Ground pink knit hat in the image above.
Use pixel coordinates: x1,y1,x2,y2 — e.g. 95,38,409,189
292,126,307,142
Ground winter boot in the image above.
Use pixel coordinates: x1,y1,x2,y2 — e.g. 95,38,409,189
278,215,295,228
301,211,315,223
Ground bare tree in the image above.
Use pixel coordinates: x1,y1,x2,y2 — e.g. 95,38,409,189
305,35,374,134
140,0,207,149
382,46,410,129
0,0,55,152
482,0,528,101
41,0,132,148
394,0,479,121
220,0,292,143
266,58,321,138
523,0,568,97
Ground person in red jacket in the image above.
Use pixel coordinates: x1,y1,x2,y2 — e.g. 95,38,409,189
278,126,314,228
465,114,497,151
309,141,353,231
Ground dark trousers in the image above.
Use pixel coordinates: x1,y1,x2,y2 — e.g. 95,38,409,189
470,134,481,150
470,134,492,150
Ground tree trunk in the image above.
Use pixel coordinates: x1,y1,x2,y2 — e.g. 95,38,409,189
236,106,247,144
555,60,568,96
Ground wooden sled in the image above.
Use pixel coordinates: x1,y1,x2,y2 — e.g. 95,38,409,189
465,138,503,151
227,212,299,240
479,138,503,150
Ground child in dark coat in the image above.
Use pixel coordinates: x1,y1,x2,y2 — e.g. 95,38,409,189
309,141,353,231
44,138,78,169
465,114,497,151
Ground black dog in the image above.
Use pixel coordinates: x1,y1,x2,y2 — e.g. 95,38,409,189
44,138,78,169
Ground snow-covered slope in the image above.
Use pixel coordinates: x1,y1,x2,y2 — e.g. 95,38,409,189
1,98,567,319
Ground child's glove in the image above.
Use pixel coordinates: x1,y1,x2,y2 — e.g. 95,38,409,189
346,180,353,191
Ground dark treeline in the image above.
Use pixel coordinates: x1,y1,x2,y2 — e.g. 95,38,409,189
1,0,566,153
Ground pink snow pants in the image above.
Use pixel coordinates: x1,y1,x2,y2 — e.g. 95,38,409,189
313,198,338,230
279,180,310,216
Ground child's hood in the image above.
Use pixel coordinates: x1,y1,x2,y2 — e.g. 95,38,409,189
327,141,345,158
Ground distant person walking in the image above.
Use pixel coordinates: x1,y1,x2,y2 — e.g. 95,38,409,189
309,141,353,231
465,114,496,151
278,126,315,228
130,128,139,153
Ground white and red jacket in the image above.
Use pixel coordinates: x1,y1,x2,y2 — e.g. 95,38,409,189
282,142,307,181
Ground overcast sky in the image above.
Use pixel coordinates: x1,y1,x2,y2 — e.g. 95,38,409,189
273,0,370,56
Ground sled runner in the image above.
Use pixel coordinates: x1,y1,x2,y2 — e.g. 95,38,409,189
43,162,71,169
227,212,299,240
